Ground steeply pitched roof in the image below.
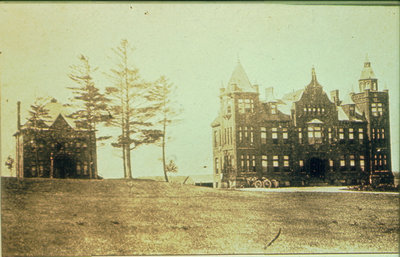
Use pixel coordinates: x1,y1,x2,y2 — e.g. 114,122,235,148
305,67,323,89
360,57,376,80
49,114,74,130
226,62,258,93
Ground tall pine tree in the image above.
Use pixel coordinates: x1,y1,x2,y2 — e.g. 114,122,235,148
66,55,110,179
106,39,161,179
149,76,182,182
26,97,52,177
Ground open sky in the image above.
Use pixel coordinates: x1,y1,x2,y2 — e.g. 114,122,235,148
0,3,399,178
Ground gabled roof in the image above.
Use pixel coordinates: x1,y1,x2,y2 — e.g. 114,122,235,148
337,106,364,122
307,118,324,124
226,62,258,93
49,114,74,130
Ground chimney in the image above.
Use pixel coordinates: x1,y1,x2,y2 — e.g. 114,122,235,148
330,90,341,106
265,87,275,101
17,101,21,130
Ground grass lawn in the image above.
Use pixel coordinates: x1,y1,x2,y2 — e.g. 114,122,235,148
1,177,399,256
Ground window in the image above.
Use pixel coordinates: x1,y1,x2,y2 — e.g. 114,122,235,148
250,127,254,143
240,155,244,169
382,128,385,139
322,108,325,113
272,128,278,139
272,128,278,144
261,127,267,144
215,158,219,174
238,99,245,114
377,129,380,139
239,127,243,142
83,162,88,175
339,128,344,140
328,128,332,142
262,155,268,171
240,99,254,113
246,155,250,171
340,156,346,167
251,155,256,172
360,156,365,171
273,155,279,167
244,126,248,139
371,103,383,116
282,128,288,140
299,160,304,167
329,159,334,167
377,103,383,115
358,128,364,141
308,126,322,144
283,156,289,167
350,155,355,167
303,107,307,112
349,128,354,140
372,128,375,140
271,103,277,114
298,128,303,143
384,155,387,166
77,163,81,174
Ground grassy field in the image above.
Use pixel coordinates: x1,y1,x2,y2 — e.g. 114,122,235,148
1,177,399,256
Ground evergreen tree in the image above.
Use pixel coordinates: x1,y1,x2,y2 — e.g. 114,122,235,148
105,39,162,179
66,55,110,179
149,76,182,182
26,97,52,177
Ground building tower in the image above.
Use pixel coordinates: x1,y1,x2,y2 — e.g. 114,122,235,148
212,61,259,188
351,57,393,184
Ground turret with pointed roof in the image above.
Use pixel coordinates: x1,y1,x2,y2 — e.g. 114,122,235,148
359,55,378,91
225,61,258,93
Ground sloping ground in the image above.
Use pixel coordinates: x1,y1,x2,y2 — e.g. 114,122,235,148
1,177,399,256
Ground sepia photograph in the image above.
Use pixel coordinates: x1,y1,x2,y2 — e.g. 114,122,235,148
0,2,399,256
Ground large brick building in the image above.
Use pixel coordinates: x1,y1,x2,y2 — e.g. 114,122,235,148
211,59,393,188
14,101,98,179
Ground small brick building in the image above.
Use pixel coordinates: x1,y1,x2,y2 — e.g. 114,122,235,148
14,102,98,179
212,58,393,188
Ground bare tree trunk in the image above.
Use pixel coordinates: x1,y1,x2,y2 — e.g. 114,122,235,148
162,117,168,182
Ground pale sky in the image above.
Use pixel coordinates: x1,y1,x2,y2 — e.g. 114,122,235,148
0,3,399,178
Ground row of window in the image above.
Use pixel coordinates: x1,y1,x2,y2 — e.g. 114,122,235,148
303,106,326,114
214,126,388,147
29,140,89,148
214,154,373,173
372,128,386,140
238,99,254,114
29,162,90,176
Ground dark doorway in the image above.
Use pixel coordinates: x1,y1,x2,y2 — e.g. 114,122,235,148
308,157,326,179
54,155,77,178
